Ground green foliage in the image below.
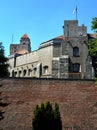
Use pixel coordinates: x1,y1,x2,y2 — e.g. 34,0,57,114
91,17,97,32
88,17,97,56
0,42,9,77
88,37,97,77
88,17,97,77
32,101,62,130
88,35,97,56
94,77,97,86
0,43,8,121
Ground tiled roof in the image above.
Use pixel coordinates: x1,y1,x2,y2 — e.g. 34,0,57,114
88,33,97,38
39,35,64,49
42,35,64,43
21,34,29,39
16,49,29,54
53,35,64,40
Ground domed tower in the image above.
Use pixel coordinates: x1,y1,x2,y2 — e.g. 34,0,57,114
19,34,31,53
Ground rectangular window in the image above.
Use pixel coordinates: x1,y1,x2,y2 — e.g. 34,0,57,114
73,47,80,56
73,63,80,72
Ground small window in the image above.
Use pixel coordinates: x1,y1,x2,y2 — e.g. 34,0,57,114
19,71,22,77
34,68,37,75
73,63,80,72
44,66,48,74
73,47,79,56
23,42,26,45
28,69,31,76
23,70,26,76
14,71,17,77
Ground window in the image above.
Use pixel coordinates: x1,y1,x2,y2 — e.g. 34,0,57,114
44,66,48,74
28,69,31,76
34,68,37,75
73,63,80,72
23,70,26,76
19,71,22,77
14,71,17,77
23,42,26,45
73,47,79,56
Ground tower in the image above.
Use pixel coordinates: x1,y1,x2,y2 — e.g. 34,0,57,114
62,20,92,79
19,34,31,53
10,34,31,55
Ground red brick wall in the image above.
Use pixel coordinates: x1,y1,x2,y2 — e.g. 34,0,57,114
0,78,97,130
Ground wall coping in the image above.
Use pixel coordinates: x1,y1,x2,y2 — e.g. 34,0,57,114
0,77,94,82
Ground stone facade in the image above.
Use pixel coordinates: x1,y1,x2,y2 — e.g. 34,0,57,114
8,20,95,79
10,34,31,55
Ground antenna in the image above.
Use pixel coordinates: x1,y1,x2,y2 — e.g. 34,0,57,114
12,34,14,44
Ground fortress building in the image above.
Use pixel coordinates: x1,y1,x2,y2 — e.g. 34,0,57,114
8,20,95,79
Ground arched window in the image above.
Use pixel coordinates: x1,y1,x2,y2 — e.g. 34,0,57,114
73,47,79,56
44,66,48,74
73,63,80,72
19,71,22,77
23,42,26,45
14,71,17,77
28,69,31,76
34,68,37,75
23,70,26,76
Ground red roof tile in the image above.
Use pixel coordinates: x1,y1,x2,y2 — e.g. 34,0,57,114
21,34,29,39
88,33,97,38
54,35,64,40
16,49,29,54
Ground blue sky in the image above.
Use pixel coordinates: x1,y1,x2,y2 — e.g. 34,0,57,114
0,0,97,56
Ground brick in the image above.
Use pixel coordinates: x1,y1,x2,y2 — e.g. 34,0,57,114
0,78,97,130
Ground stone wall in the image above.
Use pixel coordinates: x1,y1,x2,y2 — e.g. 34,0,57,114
0,78,97,130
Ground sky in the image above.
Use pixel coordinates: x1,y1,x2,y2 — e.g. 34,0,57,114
0,0,97,56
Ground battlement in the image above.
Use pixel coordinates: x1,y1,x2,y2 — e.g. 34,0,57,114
64,20,87,38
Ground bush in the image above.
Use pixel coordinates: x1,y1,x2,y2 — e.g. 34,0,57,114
32,101,62,130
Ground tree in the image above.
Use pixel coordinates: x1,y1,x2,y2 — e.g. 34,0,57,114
91,17,97,32
0,42,9,119
0,42,9,77
0,42,9,121
32,101,62,130
88,17,97,77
